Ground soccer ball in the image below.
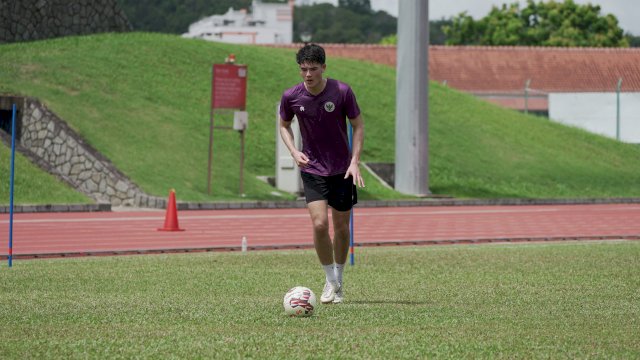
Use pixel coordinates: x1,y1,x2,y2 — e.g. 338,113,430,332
283,286,317,317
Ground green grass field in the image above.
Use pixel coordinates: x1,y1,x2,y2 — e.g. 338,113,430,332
2,33,640,205
0,144,91,204
1,242,638,358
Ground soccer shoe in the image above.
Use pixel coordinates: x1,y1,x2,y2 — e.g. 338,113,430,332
333,285,344,304
320,281,339,304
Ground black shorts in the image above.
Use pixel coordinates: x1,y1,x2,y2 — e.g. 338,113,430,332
300,172,358,212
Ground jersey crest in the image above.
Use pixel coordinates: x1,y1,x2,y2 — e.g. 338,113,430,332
324,101,335,113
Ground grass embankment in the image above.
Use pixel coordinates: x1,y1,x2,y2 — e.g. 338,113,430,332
0,242,639,358
1,32,640,204
0,144,91,204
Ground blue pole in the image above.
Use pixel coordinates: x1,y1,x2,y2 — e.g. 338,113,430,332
348,123,354,266
9,104,17,267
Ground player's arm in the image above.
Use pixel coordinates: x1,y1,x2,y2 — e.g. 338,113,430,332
346,114,365,187
279,117,309,168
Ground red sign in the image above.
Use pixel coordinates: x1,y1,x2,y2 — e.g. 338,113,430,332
212,64,248,110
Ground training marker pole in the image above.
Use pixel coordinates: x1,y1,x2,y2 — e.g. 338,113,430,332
8,104,17,267
348,123,354,266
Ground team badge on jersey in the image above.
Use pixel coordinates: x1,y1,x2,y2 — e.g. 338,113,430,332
324,101,335,113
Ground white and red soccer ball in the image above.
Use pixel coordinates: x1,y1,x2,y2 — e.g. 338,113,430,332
283,286,317,317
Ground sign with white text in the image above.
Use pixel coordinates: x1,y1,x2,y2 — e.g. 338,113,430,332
212,64,247,110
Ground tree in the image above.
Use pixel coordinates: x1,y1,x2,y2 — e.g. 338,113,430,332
379,34,396,45
294,3,395,43
430,18,453,45
338,0,372,14
627,33,640,47
444,0,629,47
116,0,252,34
378,18,452,45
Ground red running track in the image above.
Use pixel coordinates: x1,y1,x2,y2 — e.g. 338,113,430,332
1,204,640,258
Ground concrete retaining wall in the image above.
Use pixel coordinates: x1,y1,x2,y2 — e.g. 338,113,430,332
0,95,164,207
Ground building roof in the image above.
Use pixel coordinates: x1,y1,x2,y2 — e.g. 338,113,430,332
429,46,640,94
272,44,640,93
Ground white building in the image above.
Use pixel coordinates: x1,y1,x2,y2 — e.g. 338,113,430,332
182,0,294,44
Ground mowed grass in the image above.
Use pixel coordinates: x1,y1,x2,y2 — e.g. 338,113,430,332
2,33,640,204
1,242,639,358
0,32,412,203
0,143,91,204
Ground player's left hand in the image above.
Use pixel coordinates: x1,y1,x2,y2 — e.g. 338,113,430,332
345,163,365,188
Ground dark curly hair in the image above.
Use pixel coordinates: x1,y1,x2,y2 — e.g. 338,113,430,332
296,44,326,65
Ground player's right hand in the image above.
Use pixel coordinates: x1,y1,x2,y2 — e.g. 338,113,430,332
293,151,309,167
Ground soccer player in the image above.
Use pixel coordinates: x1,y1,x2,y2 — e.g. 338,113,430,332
279,44,365,304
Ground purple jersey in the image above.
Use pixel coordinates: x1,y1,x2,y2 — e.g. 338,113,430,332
279,78,361,176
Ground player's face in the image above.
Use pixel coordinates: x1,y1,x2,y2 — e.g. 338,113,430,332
299,62,325,90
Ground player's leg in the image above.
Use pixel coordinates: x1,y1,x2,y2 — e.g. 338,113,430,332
308,200,339,303
301,172,334,265
307,200,333,266
331,208,351,266
301,172,340,303
327,174,357,303
330,208,350,303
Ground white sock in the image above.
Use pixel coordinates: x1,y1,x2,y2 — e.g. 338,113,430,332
335,263,346,285
323,264,337,284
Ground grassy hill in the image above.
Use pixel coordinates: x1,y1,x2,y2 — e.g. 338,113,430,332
2,32,640,204
0,143,91,205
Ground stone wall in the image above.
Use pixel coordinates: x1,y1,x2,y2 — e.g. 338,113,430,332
0,0,131,44
0,95,165,207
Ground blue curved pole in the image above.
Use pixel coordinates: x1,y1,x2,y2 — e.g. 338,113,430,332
9,104,17,267
348,123,354,266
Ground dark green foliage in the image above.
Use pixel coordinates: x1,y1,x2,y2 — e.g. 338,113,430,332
116,0,252,34
379,18,452,45
338,0,371,14
117,0,397,44
295,3,396,43
430,18,452,45
445,0,629,47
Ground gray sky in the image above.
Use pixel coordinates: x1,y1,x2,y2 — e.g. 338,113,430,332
302,0,640,35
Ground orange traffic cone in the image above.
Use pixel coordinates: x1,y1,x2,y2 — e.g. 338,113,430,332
158,189,185,231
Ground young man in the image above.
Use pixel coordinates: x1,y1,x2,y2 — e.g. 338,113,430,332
279,44,365,304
